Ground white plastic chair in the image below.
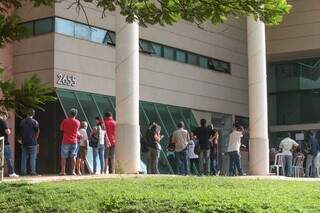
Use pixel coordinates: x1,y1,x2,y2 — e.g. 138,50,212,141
270,153,285,176
292,155,304,178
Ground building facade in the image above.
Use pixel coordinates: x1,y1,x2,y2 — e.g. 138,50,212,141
8,0,319,175
266,0,320,148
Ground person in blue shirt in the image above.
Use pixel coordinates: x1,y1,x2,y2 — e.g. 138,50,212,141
305,131,319,177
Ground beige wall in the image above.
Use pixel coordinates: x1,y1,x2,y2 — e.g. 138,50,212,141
267,0,320,61
13,1,249,117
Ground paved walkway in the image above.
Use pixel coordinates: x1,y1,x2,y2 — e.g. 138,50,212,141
2,174,320,184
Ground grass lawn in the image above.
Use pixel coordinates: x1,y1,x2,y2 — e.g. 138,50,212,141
0,176,320,212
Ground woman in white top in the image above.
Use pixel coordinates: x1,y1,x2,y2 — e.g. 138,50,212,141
76,121,89,175
91,117,107,174
188,132,199,175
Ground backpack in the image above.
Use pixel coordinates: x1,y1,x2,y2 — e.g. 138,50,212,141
89,126,100,148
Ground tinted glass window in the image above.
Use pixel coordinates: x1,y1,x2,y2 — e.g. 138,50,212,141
75,23,91,40
105,31,116,45
55,18,75,36
140,40,154,53
163,46,175,60
176,50,186,63
187,53,199,66
199,56,209,69
91,27,106,43
34,18,53,35
21,22,34,37
151,43,162,57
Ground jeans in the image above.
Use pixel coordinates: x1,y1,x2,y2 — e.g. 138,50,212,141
283,155,292,177
21,145,37,174
4,145,15,175
210,146,219,175
93,144,105,173
199,149,210,175
305,154,313,177
228,151,243,176
175,149,189,175
148,148,160,174
189,158,199,175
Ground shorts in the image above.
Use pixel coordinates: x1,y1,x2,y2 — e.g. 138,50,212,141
61,143,78,159
105,145,115,159
77,146,87,160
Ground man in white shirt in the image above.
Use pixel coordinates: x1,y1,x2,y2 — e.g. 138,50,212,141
227,126,244,176
279,134,299,177
172,121,190,175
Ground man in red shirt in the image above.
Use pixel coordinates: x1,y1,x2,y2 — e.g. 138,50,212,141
104,112,116,174
60,108,80,175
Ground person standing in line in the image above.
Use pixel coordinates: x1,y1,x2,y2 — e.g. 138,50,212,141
210,128,220,176
146,123,161,174
0,112,18,177
188,132,199,175
172,121,190,175
305,131,319,177
227,126,245,176
19,109,40,176
91,117,107,174
279,133,299,177
103,112,116,174
60,108,80,176
194,119,211,175
76,121,89,175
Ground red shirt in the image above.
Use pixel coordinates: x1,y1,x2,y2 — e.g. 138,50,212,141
60,118,80,144
104,117,116,145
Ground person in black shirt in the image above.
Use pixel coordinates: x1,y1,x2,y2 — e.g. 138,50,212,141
0,112,18,177
18,109,40,176
194,119,212,175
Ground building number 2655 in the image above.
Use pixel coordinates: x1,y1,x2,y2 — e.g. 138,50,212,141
57,73,76,87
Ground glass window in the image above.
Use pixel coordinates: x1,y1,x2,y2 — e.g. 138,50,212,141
75,23,91,40
20,22,34,37
55,18,75,36
34,18,53,35
105,31,115,45
140,40,154,54
151,43,162,57
176,50,186,63
76,92,101,128
93,95,115,118
91,27,106,43
187,53,199,66
163,46,175,60
199,56,209,69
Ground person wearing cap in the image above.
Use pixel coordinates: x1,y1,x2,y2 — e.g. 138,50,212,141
60,108,80,175
19,109,40,176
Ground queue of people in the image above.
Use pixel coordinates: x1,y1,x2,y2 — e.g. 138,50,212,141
59,109,116,175
143,118,246,176
273,131,320,178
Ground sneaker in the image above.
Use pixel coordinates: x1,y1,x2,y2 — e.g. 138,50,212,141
9,173,19,178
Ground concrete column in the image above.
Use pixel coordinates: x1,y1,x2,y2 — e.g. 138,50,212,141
115,13,140,173
247,17,269,176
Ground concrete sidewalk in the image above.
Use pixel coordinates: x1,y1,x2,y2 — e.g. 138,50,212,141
2,174,320,184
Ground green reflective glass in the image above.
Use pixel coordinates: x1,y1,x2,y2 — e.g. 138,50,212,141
105,31,116,45
199,56,209,69
176,50,186,63
167,106,188,130
56,90,86,124
55,18,74,36
93,95,115,119
20,22,33,37
156,104,176,138
34,18,53,35
76,92,101,128
151,43,162,57
163,46,175,60
187,52,199,66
